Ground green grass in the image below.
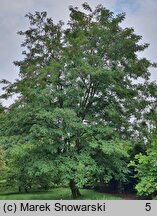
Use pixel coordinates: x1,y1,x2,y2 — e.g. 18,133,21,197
0,187,123,200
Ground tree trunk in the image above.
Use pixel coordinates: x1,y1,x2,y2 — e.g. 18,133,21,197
25,187,28,193
69,180,81,198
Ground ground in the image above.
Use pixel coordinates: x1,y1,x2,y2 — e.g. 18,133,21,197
0,187,125,200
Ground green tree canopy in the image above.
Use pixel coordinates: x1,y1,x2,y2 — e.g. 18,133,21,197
1,3,157,197
130,129,157,198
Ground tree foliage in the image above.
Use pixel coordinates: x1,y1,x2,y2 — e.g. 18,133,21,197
0,3,157,197
0,147,6,172
130,135,157,198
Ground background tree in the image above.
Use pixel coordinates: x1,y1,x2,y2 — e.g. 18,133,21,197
130,127,157,199
0,103,7,177
1,3,157,198
0,147,6,174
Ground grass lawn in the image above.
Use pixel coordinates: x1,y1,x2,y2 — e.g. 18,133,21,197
0,187,123,200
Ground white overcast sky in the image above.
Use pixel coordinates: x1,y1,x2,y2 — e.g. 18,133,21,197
0,0,157,105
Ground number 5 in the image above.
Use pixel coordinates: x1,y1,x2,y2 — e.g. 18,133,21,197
145,203,151,211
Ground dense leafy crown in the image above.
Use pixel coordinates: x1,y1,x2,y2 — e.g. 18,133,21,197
0,3,157,189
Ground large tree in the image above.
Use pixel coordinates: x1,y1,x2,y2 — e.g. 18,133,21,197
1,3,157,198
